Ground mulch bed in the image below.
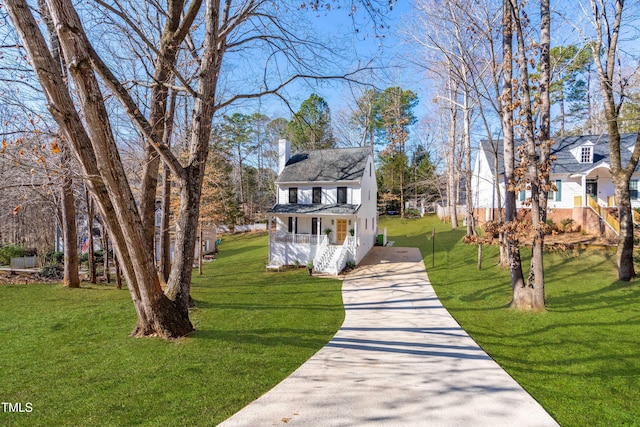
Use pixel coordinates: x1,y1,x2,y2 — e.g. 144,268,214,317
0,270,59,285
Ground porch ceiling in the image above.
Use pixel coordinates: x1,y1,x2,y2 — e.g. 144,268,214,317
268,203,360,216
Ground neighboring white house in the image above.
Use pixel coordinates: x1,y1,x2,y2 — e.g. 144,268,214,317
267,140,378,274
472,133,640,236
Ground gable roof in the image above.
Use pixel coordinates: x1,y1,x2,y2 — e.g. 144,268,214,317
479,133,639,176
276,146,372,183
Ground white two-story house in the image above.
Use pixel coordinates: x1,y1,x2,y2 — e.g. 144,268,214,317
267,140,378,274
472,133,640,236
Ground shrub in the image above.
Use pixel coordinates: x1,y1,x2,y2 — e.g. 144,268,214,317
46,251,64,265
560,218,575,232
0,244,27,265
405,208,421,218
40,263,63,279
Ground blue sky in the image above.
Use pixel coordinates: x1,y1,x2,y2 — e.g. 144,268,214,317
252,1,420,121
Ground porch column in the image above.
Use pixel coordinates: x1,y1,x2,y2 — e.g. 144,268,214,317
354,217,358,246
581,174,586,206
268,216,273,263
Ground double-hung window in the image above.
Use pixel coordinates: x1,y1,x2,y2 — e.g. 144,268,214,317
312,187,322,204
289,187,298,204
337,187,347,204
549,180,562,202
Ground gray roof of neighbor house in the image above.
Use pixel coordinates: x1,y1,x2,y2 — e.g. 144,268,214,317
479,133,639,176
276,146,372,183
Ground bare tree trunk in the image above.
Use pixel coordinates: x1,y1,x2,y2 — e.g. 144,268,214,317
447,88,459,228
38,0,79,289
164,1,222,313
159,89,177,283
463,88,475,237
510,0,546,311
590,0,638,281
137,2,197,255
198,224,203,276
103,227,110,283
85,185,96,284
5,0,193,338
61,147,79,288
114,251,122,290
501,0,525,293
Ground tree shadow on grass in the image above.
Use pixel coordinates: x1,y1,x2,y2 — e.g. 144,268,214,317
192,327,335,351
546,279,640,313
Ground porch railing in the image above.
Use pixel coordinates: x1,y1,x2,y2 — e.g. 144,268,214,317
331,236,356,275
587,195,620,234
312,235,329,268
273,233,324,245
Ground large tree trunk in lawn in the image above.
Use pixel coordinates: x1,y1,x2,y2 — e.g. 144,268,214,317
5,0,193,338
616,181,635,281
510,0,546,311
163,1,220,313
589,0,638,281
61,147,79,288
137,3,192,254
164,156,208,313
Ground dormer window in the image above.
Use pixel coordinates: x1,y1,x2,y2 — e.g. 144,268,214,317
580,146,592,163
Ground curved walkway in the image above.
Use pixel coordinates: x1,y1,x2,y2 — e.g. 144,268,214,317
219,247,558,426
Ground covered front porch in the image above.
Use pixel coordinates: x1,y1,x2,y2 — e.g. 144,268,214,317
568,165,639,236
267,213,358,274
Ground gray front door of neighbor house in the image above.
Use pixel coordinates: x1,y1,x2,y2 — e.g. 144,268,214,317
586,180,598,200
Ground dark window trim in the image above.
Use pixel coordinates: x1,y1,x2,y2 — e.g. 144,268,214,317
337,186,347,204
289,187,298,204
312,187,322,204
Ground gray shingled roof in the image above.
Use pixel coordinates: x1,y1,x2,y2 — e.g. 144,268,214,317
276,147,372,183
268,203,360,215
479,133,639,176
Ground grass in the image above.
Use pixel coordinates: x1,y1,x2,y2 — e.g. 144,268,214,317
379,214,640,427
0,232,344,427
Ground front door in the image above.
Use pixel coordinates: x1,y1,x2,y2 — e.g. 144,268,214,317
586,180,598,201
336,219,347,244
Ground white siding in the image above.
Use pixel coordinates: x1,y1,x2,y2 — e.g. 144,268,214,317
352,187,361,205
325,188,336,204
298,187,312,204
278,187,288,204
355,155,378,263
472,148,502,209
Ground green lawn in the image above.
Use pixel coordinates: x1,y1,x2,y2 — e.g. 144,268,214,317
380,214,640,427
0,232,344,427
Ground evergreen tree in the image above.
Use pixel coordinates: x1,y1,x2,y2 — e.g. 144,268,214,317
288,94,335,150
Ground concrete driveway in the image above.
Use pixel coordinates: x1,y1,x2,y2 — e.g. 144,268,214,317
219,246,559,426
